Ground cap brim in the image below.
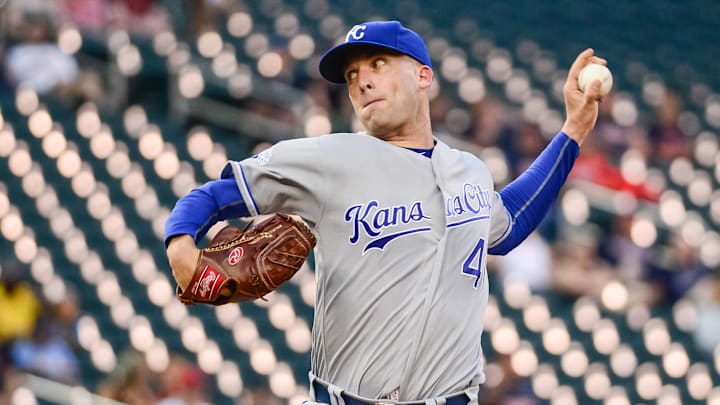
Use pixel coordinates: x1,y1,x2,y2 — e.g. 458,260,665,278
318,41,407,84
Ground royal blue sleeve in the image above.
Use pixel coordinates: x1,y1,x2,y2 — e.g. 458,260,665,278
488,132,579,255
163,177,251,247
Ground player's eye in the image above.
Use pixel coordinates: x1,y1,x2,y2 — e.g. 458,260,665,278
345,69,358,82
372,58,386,69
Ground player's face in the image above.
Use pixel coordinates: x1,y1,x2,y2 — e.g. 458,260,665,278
344,50,426,139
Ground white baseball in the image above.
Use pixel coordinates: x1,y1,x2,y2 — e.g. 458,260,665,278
578,63,613,97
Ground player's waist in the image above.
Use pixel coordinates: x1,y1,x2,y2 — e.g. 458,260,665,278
311,378,474,405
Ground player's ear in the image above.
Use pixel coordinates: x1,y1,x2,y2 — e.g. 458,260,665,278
418,65,433,90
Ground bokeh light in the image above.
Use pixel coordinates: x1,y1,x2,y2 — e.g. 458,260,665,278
687,363,713,401
491,319,520,354
197,31,223,58
178,65,205,98
152,30,177,56
269,363,296,398
257,52,284,78
58,25,82,54
245,33,270,58
531,365,558,399
643,318,671,356
630,216,657,248
601,281,628,312
218,362,243,398
523,296,551,332
610,344,637,378
28,109,53,137
542,319,571,355
560,343,588,378
116,44,142,76
233,317,260,351
662,343,690,378
592,319,620,355
584,363,610,400
227,12,253,38
561,189,590,225
212,46,238,78
250,341,277,375
288,34,315,60
636,362,662,400
510,341,538,377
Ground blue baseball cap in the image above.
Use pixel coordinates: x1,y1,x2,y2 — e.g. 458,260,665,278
318,20,432,84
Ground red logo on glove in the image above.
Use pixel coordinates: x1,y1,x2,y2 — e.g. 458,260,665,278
191,266,225,300
228,247,243,265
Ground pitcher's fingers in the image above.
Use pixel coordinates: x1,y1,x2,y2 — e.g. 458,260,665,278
588,56,608,66
568,48,595,81
584,78,604,101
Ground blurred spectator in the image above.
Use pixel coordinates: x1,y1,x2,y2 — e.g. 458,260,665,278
4,0,61,29
107,0,172,37
0,257,42,368
60,0,171,37
554,220,655,307
598,214,653,286
96,349,157,404
0,366,25,404
60,0,108,34
466,97,515,150
691,273,720,356
428,88,451,135
507,121,545,175
569,128,659,202
251,141,274,155
646,233,711,306
550,225,616,299
3,12,80,95
238,387,284,405
44,286,81,348
592,94,651,161
304,78,333,112
495,231,552,293
155,355,210,405
648,91,692,164
172,0,227,37
8,313,81,385
478,353,540,405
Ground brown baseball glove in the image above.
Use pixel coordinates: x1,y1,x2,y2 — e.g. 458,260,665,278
177,213,316,305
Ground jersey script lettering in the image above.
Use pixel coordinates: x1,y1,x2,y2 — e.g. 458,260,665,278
446,183,492,217
344,200,431,252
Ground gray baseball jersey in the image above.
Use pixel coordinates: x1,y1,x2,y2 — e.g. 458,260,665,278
222,132,511,401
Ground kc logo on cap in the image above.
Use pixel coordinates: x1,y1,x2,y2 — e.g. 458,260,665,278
318,20,432,84
345,24,367,42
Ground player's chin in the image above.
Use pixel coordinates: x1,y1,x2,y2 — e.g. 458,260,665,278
364,124,393,139
362,118,393,137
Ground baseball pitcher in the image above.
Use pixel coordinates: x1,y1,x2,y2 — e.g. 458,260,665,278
165,20,606,405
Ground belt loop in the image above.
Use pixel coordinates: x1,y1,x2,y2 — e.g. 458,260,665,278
464,385,479,405
328,384,345,405
308,371,317,400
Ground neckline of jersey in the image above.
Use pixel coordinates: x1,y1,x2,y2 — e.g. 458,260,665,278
404,146,434,158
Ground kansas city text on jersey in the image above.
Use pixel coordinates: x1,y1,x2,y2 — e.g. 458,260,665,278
344,200,431,253
446,183,492,217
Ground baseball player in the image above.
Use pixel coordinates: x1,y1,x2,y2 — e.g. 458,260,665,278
165,20,606,405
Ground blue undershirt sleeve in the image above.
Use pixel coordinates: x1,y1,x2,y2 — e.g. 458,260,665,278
489,132,580,255
163,177,250,247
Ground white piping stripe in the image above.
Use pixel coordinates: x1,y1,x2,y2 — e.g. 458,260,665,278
511,137,572,222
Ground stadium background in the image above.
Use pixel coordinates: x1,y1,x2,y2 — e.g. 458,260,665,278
0,0,719,404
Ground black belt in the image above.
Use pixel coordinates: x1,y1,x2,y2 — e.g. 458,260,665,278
312,380,470,405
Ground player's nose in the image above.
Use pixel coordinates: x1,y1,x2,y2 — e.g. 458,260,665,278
357,68,374,92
